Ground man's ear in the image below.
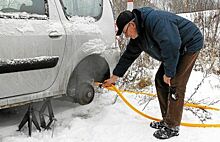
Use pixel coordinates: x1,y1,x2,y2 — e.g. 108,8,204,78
133,22,138,30
130,22,136,28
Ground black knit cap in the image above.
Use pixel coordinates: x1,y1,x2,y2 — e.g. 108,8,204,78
116,10,134,36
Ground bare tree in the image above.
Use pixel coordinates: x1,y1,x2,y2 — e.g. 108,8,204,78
168,0,220,13
111,0,127,18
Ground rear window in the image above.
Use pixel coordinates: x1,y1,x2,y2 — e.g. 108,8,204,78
61,0,103,20
0,0,48,16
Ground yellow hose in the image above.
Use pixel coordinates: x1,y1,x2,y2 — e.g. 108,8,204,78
109,85,220,128
106,86,220,111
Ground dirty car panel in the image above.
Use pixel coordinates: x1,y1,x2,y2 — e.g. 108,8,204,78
0,0,120,108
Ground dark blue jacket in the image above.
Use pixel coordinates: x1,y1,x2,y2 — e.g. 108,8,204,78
113,7,203,78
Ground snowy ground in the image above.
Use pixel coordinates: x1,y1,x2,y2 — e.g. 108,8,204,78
0,70,220,142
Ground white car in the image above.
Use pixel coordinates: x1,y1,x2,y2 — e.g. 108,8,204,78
0,0,120,108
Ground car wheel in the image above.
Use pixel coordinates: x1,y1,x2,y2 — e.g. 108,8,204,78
67,54,110,105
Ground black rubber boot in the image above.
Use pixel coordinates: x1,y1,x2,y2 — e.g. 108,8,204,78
153,126,179,139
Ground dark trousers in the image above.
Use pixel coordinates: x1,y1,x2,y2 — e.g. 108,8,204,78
155,52,199,127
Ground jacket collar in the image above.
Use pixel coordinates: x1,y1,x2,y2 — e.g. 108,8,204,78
132,7,154,35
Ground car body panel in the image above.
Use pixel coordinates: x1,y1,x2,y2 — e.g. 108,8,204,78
0,0,66,98
0,0,120,109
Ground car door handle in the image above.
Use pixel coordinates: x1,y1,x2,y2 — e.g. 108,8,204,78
49,31,62,38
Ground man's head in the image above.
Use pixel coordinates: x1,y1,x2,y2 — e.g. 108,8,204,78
116,10,138,39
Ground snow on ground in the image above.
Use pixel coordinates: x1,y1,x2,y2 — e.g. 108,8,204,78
0,70,220,142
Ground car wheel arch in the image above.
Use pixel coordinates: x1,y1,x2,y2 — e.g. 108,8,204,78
66,54,110,105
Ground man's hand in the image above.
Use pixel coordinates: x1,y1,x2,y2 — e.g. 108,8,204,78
102,75,119,87
163,74,171,86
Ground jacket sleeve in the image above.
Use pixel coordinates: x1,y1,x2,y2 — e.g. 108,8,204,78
148,15,182,78
113,40,142,77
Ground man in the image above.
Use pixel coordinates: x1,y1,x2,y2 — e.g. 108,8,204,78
103,7,203,139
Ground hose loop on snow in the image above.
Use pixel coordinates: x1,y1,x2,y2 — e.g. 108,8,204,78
95,82,220,128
